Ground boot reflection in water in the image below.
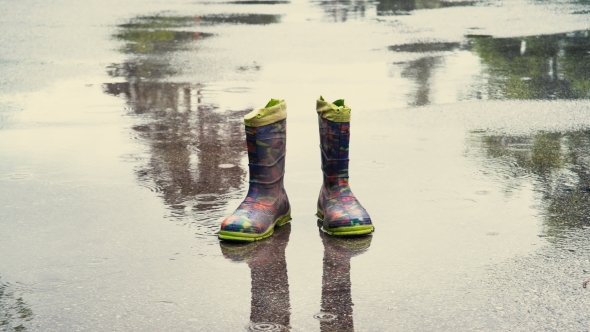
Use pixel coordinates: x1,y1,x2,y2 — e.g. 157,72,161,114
316,96,374,236
220,224,292,331
316,229,372,332
219,99,291,242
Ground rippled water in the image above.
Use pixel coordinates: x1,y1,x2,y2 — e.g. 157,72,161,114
0,279,33,331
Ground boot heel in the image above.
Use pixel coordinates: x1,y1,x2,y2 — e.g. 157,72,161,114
316,208,324,220
275,209,292,227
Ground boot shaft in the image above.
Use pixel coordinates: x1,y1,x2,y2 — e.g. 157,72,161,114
246,119,287,185
243,100,288,202
318,116,350,180
316,97,352,187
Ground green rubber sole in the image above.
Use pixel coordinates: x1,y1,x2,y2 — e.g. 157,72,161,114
317,208,375,236
218,209,292,242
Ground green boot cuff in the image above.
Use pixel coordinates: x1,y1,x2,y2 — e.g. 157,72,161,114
316,96,351,122
244,99,287,127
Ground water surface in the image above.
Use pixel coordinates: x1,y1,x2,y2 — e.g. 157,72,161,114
2,0,590,330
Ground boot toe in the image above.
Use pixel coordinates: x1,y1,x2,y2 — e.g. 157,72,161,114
323,199,372,227
320,201,374,235
221,214,267,234
219,207,280,241
327,216,372,229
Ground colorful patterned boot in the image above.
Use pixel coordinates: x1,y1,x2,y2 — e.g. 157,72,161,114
316,96,374,236
219,99,292,242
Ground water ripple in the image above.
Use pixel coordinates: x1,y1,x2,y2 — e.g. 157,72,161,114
246,322,287,331
313,312,337,322
3,173,32,180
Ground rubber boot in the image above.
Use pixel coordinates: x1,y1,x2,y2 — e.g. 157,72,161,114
219,99,291,242
316,96,374,236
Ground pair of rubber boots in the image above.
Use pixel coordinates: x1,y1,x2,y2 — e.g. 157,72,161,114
218,97,374,242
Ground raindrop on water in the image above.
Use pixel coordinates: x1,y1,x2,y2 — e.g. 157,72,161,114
4,173,32,180
313,312,337,322
246,322,286,331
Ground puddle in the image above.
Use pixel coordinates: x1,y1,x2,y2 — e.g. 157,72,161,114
4,0,590,330
312,0,478,22
467,129,590,239
468,30,590,100
102,14,263,239
114,29,213,54
388,41,461,53
219,226,375,330
387,30,590,107
377,0,477,16
311,0,372,22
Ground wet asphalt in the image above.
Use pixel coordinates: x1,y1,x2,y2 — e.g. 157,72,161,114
2,0,590,330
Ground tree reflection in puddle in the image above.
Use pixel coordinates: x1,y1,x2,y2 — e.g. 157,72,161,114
388,30,590,107
118,13,282,33
312,0,476,22
468,129,590,330
469,129,590,239
104,14,262,237
377,0,476,16
104,81,248,230
469,31,590,100
313,0,370,22
401,56,444,106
